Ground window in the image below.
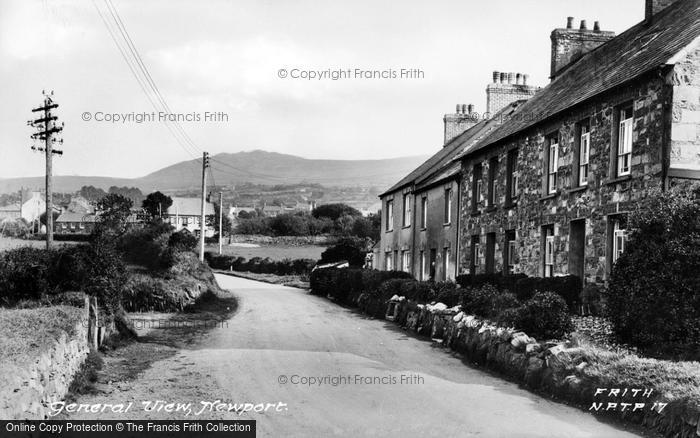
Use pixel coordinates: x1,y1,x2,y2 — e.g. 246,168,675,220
385,200,394,231
385,251,393,271
487,157,498,207
506,149,519,204
471,164,483,212
442,247,451,281
504,230,516,275
485,233,496,274
546,134,559,194
470,235,480,274
543,225,555,277
444,188,452,224
420,197,427,229
617,104,633,177
419,251,426,281
612,220,627,264
402,250,411,273
402,194,412,227
579,121,590,186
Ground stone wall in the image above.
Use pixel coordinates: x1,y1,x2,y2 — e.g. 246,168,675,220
0,314,89,419
354,294,699,438
459,73,671,286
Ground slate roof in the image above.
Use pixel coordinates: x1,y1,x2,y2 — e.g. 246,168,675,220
466,0,700,154
56,212,97,223
166,197,215,216
380,102,524,197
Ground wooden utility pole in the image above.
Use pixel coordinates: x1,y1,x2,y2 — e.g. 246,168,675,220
29,91,63,249
199,152,209,261
218,191,224,255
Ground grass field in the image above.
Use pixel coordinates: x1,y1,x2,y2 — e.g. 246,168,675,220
0,237,79,251
205,243,325,261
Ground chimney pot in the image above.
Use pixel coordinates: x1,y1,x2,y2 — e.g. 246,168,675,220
580,20,587,30
455,104,461,114
507,72,514,84
516,73,522,85
594,21,601,32
468,104,474,114
523,74,529,85
500,72,506,83
461,104,467,114
567,17,574,29
492,71,500,83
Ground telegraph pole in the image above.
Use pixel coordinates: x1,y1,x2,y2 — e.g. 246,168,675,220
218,191,223,255
199,152,209,261
29,91,63,249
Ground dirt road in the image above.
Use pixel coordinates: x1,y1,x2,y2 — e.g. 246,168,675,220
67,275,645,438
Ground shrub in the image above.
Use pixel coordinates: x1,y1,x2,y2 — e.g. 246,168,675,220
498,291,573,340
605,185,700,359
204,253,316,276
320,237,368,267
117,221,173,270
461,284,518,319
168,230,197,253
0,247,56,304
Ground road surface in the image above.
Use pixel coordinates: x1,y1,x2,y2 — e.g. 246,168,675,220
69,275,645,438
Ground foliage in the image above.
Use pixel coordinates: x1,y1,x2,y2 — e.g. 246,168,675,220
167,229,198,253
605,185,700,359
205,252,316,276
319,237,368,267
39,210,61,226
461,284,519,319
94,193,133,236
142,191,173,218
456,273,581,313
116,220,174,270
309,268,412,305
108,186,144,206
78,185,107,203
312,203,362,221
498,291,574,340
213,201,232,236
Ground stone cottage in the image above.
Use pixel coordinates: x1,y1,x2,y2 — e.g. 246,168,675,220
378,0,700,288
457,0,700,284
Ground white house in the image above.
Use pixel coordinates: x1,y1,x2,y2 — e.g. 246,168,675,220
164,197,216,237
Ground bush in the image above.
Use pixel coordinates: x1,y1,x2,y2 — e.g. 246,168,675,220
461,284,518,319
498,291,573,340
0,247,56,304
309,268,412,304
605,185,700,359
117,221,173,270
320,237,368,267
456,272,580,314
204,253,316,276
168,229,197,253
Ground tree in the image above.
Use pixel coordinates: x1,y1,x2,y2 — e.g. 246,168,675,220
320,237,368,268
108,186,144,206
312,203,362,221
213,202,232,236
605,185,700,359
95,193,133,235
79,185,107,203
142,191,173,218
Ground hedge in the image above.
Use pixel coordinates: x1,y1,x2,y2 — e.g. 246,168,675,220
311,268,574,341
205,253,316,276
457,273,582,313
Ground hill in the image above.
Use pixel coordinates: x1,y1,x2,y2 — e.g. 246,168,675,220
0,150,429,194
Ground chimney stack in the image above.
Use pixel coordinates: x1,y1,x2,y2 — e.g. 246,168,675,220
550,17,615,80
492,71,500,83
486,71,539,116
444,103,478,145
646,0,682,22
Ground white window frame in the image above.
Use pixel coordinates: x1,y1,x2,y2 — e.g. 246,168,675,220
548,139,559,194
420,197,427,229
386,200,394,231
403,195,411,227
443,247,451,280
612,221,628,264
402,250,411,273
618,106,633,177
507,239,517,270
579,124,590,186
472,239,480,271
444,188,452,225
488,158,498,207
385,252,393,271
544,227,555,277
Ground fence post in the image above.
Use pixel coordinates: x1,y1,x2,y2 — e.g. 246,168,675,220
89,296,99,349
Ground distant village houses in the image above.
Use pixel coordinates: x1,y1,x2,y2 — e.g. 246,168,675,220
164,197,216,237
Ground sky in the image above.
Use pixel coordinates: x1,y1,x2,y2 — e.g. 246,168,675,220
0,0,644,179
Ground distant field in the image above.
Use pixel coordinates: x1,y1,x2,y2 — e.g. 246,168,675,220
0,237,78,251
205,243,325,261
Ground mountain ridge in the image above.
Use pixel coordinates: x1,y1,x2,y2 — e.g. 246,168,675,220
0,150,430,194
